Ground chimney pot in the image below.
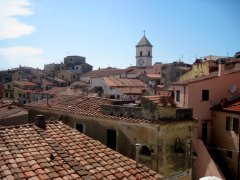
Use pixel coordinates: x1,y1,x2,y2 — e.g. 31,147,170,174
218,59,225,76
135,143,141,167
35,115,46,129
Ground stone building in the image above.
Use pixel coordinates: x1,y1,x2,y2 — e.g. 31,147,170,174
27,94,195,178
160,62,191,86
0,118,162,179
44,55,92,82
179,60,218,82
90,77,147,100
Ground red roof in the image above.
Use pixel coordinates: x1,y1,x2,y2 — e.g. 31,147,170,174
146,73,160,79
0,121,162,179
115,87,146,94
81,68,128,78
14,81,38,86
224,101,240,112
103,77,146,87
27,95,193,124
211,98,240,113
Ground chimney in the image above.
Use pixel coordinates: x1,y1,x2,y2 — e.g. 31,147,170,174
35,115,46,129
218,59,225,76
135,143,141,167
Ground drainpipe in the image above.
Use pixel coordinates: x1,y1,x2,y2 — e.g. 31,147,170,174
157,126,160,172
238,115,240,180
183,85,186,107
135,143,141,167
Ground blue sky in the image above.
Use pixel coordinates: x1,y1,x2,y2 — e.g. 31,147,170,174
0,0,239,70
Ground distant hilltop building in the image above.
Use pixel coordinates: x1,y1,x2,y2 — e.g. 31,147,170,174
44,55,93,84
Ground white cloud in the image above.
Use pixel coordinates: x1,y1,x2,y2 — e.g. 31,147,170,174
0,0,34,40
0,46,48,69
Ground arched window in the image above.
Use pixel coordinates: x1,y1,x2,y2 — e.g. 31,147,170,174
148,51,151,56
139,145,151,156
140,51,142,56
174,138,185,153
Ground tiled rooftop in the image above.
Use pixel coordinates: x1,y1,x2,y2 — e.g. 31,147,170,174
115,87,145,95
146,74,160,79
27,95,193,124
0,121,162,179
0,103,28,120
81,68,128,78
142,95,175,107
211,98,240,113
14,81,38,86
102,77,146,87
0,102,28,127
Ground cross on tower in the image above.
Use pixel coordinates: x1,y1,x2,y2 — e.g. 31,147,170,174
143,30,146,36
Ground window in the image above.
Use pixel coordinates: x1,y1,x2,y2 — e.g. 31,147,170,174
176,90,180,102
233,117,239,133
19,94,22,97
140,51,142,56
148,51,151,56
140,145,151,156
76,123,85,133
162,73,165,78
174,138,185,153
107,129,116,150
202,90,209,101
73,75,75,79
5,93,8,97
62,75,64,79
227,150,232,158
8,85,10,89
176,71,180,78
226,116,239,133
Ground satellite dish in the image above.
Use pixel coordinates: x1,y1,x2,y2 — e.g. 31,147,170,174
230,84,237,94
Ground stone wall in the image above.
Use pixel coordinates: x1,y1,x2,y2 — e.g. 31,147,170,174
28,107,194,178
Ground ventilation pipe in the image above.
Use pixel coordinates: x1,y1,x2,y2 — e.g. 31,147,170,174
135,143,141,167
218,59,225,77
35,115,46,129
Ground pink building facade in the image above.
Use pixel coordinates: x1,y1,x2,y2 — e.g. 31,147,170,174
172,64,240,142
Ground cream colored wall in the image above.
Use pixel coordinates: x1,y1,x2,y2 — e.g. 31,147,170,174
173,85,188,108
212,111,239,179
57,71,78,83
136,46,152,66
180,62,217,82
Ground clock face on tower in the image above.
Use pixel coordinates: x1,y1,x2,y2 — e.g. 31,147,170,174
138,59,144,65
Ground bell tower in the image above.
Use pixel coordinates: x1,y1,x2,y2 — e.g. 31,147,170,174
136,32,152,67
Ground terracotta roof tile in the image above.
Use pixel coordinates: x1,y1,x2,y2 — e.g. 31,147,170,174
27,94,192,124
0,121,162,179
102,77,146,87
81,68,128,78
14,80,38,86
